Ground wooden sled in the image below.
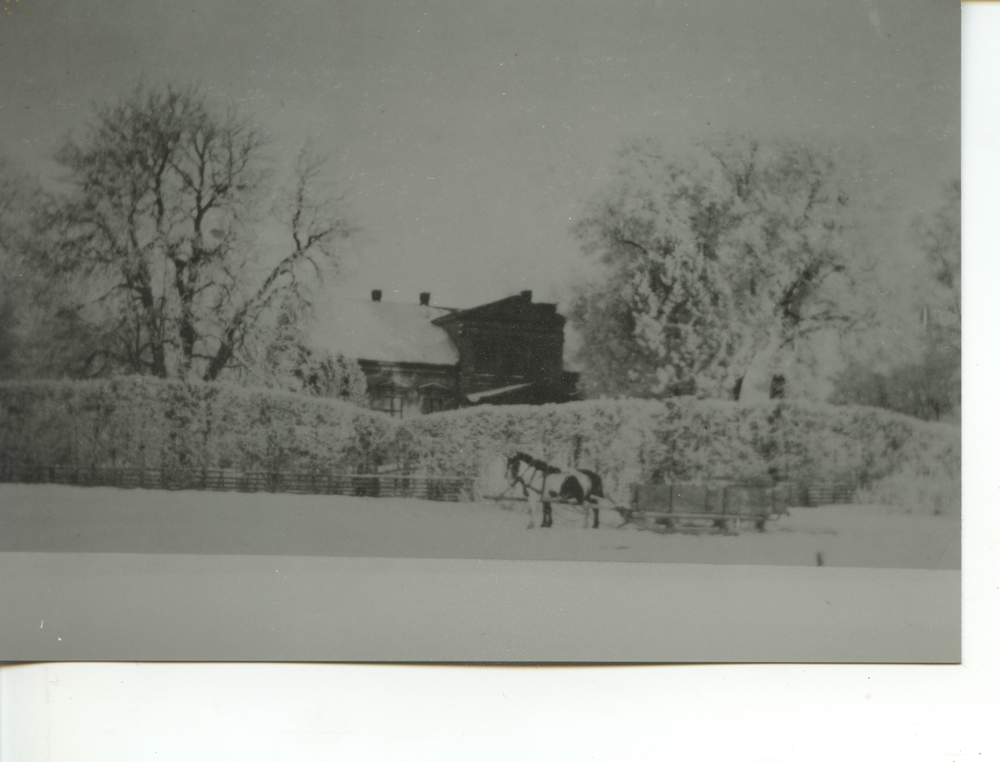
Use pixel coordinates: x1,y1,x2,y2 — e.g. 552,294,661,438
620,483,789,535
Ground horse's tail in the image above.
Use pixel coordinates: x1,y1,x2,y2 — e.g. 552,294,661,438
579,469,604,500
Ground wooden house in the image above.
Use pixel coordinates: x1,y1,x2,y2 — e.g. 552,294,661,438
312,290,580,417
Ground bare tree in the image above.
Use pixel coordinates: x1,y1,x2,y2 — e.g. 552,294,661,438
0,154,68,379
0,155,27,377
40,82,353,381
201,144,355,381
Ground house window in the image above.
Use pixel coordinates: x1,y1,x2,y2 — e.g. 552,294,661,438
422,396,448,414
493,335,529,378
769,374,786,400
374,395,405,418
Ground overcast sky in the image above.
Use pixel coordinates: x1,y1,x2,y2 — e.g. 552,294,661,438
0,0,959,309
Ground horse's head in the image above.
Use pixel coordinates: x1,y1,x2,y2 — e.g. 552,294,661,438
504,453,523,483
503,451,538,485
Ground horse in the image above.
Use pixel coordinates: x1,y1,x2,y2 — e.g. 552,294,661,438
503,451,605,528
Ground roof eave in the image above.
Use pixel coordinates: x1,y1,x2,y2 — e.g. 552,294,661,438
432,293,564,326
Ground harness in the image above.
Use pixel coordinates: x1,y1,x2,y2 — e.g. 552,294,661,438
501,452,607,530
506,453,562,500
510,461,541,498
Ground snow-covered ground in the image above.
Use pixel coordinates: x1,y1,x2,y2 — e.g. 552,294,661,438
0,483,959,569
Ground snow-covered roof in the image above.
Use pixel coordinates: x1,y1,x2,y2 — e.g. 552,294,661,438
311,298,459,366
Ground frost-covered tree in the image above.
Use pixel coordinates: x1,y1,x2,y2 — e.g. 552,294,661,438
917,180,961,420
830,352,956,422
569,267,695,398
570,135,870,400
241,295,369,406
915,180,960,345
38,82,353,382
831,180,960,421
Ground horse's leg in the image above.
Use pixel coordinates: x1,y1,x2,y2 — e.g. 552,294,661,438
525,492,539,529
593,507,600,529
542,502,552,528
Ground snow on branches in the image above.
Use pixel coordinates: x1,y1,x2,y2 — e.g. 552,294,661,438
570,135,871,402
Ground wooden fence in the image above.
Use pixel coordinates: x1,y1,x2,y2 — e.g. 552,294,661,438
0,463,857,508
0,464,475,502
800,482,858,507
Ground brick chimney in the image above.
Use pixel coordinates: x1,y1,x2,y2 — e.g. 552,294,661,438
419,292,431,306
371,289,382,302
520,290,532,301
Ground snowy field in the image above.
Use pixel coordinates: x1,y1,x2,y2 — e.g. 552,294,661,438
1,483,959,569
0,483,961,662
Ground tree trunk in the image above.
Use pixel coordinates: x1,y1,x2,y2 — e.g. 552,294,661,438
203,339,233,381
172,258,197,377
136,278,168,378
150,342,168,378
737,329,783,405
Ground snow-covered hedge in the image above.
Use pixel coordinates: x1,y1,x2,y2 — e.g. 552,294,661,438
0,377,398,473
399,398,960,511
1,380,959,513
